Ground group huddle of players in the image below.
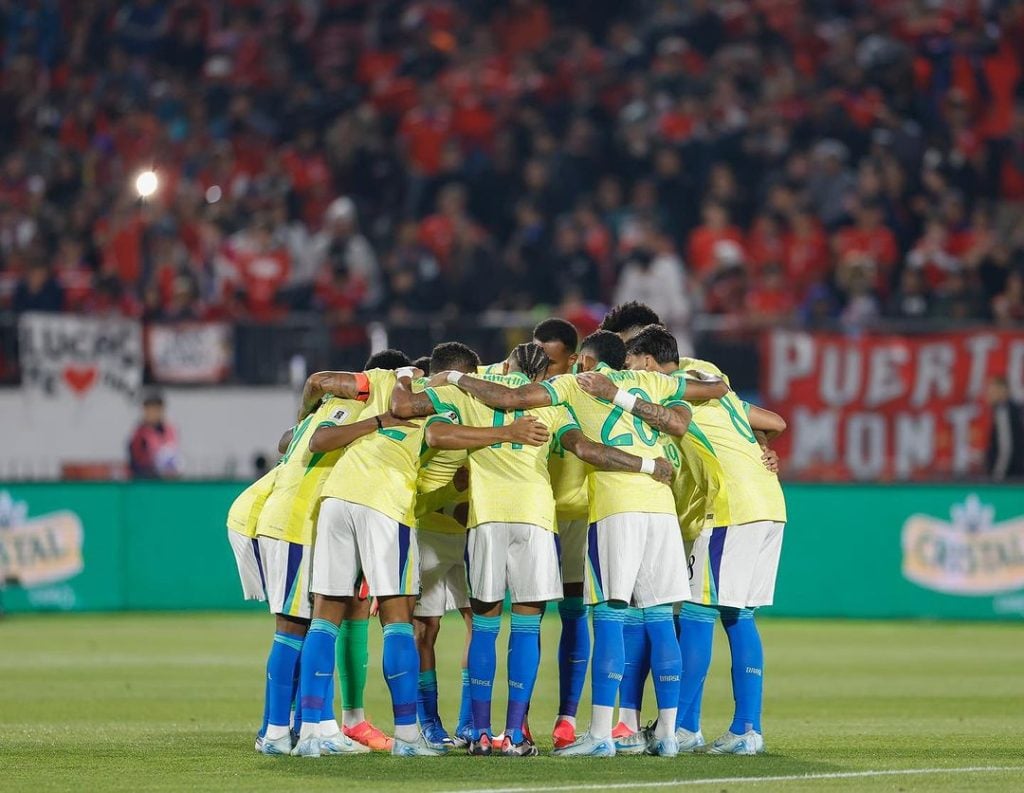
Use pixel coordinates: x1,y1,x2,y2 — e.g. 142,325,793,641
227,301,787,759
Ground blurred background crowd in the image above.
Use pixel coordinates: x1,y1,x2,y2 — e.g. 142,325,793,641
2,0,1024,356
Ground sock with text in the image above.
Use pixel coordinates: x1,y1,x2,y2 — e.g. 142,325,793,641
382,622,420,742
467,614,501,739
644,605,681,740
505,613,542,743
590,602,626,739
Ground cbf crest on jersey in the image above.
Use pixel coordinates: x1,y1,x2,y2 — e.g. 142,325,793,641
902,494,1024,596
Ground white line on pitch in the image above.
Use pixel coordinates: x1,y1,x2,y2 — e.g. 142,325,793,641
438,765,1023,793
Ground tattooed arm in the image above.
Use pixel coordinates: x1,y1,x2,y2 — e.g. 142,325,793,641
576,371,691,437
298,371,367,420
430,373,552,410
559,429,673,484
390,375,437,418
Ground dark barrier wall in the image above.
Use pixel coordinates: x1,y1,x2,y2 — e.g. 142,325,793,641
1,482,1022,619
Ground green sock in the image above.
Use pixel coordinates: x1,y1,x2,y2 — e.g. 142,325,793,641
337,618,369,711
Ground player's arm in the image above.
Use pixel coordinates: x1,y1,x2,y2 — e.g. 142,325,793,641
308,413,416,453
747,404,787,441
298,370,370,420
390,369,435,418
559,428,673,484
429,372,552,410
425,416,550,450
681,370,730,401
576,372,691,436
278,427,294,454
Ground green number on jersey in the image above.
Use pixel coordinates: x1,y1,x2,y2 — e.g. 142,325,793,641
378,427,409,441
721,394,757,444
490,408,525,450
664,441,681,469
599,388,660,448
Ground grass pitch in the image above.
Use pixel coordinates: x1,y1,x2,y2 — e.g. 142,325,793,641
1,613,1022,792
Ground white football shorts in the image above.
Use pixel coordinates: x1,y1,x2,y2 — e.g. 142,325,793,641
227,528,266,602
312,498,419,598
466,522,562,604
585,512,689,608
257,535,313,619
415,529,470,617
685,520,785,609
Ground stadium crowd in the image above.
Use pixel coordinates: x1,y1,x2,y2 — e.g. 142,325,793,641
2,0,1024,339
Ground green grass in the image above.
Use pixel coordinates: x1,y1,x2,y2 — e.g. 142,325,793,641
1,613,1022,792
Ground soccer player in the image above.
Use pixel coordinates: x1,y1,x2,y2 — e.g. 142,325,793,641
601,323,788,755
599,300,663,342
293,358,546,758
226,466,277,749
253,350,416,756
431,331,691,757
395,341,673,757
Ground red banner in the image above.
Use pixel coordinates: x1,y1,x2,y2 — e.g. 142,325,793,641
761,331,1024,480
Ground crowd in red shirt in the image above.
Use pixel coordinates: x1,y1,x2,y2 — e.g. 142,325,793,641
2,0,1024,334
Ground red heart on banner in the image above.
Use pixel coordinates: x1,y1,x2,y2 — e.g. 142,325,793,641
63,365,98,395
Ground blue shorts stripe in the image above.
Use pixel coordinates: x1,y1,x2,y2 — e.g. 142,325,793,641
251,538,267,596
282,541,304,612
397,523,411,591
708,526,727,600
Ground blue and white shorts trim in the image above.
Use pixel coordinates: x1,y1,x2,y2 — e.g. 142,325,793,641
685,520,785,609
227,528,266,602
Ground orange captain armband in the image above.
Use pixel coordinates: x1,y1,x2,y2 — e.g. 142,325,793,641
353,371,371,402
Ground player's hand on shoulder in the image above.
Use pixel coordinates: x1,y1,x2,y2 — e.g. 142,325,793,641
652,456,673,484
427,371,452,388
507,415,550,447
576,371,617,400
761,447,780,473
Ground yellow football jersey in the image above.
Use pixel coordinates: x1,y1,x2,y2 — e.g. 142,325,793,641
320,374,427,525
688,391,787,525
227,466,279,538
677,357,731,390
540,364,685,522
549,437,589,522
477,362,506,376
415,447,469,535
426,374,579,532
257,394,364,545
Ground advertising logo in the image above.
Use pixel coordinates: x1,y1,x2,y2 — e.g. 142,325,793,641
0,491,84,588
902,494,1024,596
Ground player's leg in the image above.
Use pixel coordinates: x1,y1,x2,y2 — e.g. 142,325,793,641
708,521,782,756
554,516,643,757
454,607,474,746
292,498,371,757
339,589,392,751
628,513,690,757
614,606,649,739
464,522,508,755
675,601,714,751
502,523,560,757
260,613,308,754
554,519,589,749
227,530,268,748
355,504,440,757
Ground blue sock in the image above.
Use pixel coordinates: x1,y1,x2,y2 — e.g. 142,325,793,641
557,597,590,718
591,603,626,709
298,619,338,728
676,603,716,730
644,605,681,725
322,671,335,723
382,622,419,730
457,668,472,730
468,614,501,739
721,608,763,734
506,613,541,742
259,666,270,738
267,632,303,729
417,669,439,728
620,607,650,713
292,668,301,733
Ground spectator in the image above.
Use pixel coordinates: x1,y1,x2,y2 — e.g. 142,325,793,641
305,197,381,309
613,244,690,350
687,200,746,281
13,260,63,313
128,393,181,479
985,377,1024,481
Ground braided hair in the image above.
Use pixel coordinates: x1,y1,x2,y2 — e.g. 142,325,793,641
511,342,551,381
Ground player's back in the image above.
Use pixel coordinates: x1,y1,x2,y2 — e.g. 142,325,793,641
542,365,684,522
427,373,574,532
257,395,362,543
227,466,279,538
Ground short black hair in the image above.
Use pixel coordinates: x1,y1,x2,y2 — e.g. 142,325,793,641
580,330,626,370
430,341,480,374
364,349,411,370
532,317,578,352
510,342,551,380
411,356,432,372
599,301,663,334
625,324,678,365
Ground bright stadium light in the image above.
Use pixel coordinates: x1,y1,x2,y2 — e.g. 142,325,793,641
135,170,159,199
